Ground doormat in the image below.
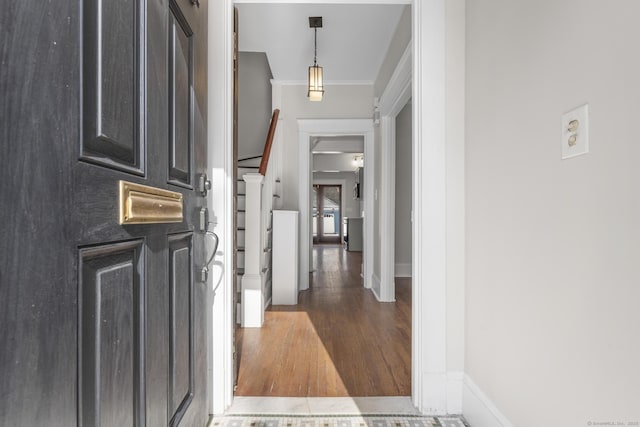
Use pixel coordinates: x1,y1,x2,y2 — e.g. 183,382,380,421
209,415,469,427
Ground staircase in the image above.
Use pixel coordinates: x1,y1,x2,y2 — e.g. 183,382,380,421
236,109,281,327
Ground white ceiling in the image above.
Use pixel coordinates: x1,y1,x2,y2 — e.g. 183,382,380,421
313,153,362,173
236,3,406,83
312,136,364,153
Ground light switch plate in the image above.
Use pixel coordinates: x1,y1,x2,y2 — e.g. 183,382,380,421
561,104,589,159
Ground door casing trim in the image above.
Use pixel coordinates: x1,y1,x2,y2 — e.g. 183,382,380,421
208,0,458,415
299,119,374,292
378,42,412,303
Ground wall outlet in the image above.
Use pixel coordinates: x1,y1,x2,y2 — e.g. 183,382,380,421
561,104,589,159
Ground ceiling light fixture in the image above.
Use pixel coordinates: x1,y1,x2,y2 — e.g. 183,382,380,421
308,16,324,102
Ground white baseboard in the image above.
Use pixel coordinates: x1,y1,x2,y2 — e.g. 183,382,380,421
446,371,464,414
463,374,513,427
395,263,412,277
371,273,382,301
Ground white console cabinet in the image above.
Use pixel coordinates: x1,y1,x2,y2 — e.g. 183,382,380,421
272,210,299,305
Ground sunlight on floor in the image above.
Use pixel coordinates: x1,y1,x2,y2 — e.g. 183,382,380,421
236,310,349,396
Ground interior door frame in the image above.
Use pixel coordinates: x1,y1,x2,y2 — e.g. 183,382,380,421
299,119,374,292
378,42,412,303
207,0,464,416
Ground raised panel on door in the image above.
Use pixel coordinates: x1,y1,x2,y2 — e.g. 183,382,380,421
168,232,194,426
81,0,144,174
168,2,194,188
79,240,145,427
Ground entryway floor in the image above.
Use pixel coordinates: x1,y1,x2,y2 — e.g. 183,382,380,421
235,245,411,397
219,397,468,427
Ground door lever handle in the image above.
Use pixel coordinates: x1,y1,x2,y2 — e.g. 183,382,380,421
200,230,219,283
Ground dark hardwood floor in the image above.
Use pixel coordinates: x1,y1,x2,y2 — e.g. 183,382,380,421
235,244,411,397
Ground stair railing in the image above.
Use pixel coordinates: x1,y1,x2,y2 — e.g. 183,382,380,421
258,109,280,176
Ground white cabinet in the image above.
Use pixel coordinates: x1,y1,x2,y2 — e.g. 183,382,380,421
272,210,299,305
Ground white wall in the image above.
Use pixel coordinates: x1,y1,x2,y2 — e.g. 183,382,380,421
277,84,374,210
394,101,412,273
445,0,466,382
238,52,273,159
465,1,640,425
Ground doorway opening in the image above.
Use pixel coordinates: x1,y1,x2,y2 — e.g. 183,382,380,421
313,185,342,245
212,0,457,416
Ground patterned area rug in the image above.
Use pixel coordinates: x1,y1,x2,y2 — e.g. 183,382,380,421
210,415,469,427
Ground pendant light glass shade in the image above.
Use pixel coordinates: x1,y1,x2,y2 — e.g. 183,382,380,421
308,64,324,102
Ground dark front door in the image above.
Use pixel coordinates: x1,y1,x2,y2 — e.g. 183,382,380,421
1,1,209,426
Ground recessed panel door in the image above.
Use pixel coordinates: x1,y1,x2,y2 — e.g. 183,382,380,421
0,0,209,425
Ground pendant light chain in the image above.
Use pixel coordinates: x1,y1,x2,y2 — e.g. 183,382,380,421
314,27,318,67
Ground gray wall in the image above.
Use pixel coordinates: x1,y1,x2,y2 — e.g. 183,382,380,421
374,5,411,98
466,1,640,425
394,101,411,273
238,52,273,159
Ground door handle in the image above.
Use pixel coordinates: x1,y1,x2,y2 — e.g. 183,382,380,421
200,230,219,283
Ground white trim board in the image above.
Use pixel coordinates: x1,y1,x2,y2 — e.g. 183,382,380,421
209,0,459,417
207,0,235,415
411,0,449,414
378,42,412,303
462,375,514,427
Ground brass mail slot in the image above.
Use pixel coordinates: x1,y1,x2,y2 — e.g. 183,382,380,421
119,181,183,224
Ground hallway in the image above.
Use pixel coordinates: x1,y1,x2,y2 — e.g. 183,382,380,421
235,245,411,397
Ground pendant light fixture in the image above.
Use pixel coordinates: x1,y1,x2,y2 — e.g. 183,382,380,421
308,16,324,102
